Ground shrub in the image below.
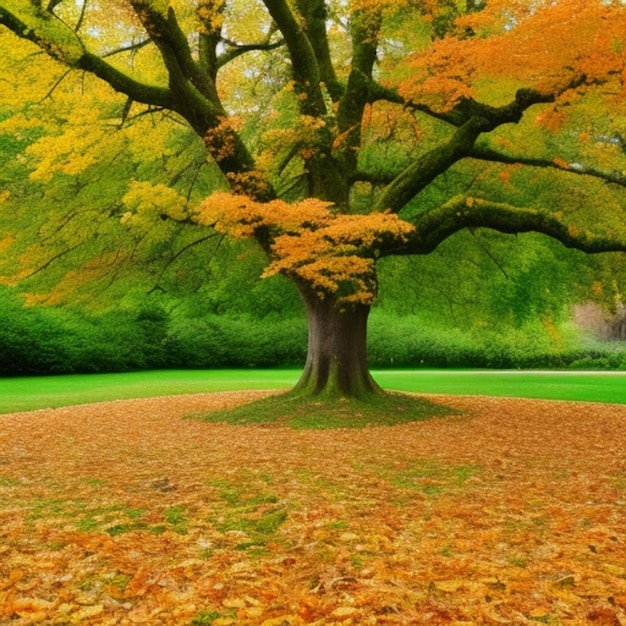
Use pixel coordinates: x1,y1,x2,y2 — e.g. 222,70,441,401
1,286,624,375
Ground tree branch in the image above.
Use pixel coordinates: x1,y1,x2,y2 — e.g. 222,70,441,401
399,195,626,256
19,242,84,281
0,3,173,107
128,2,215,102
0,3,84,64
123,2,263,185
295,0,342,101
217,37,285,68
152,232,223,290
374,84,586,213
39,68,73,101
261,0,326,116
102,38,152,59
73,0,87,32
470,146,626,189
375,117,484,212
77,51,172,108
335,7,382,173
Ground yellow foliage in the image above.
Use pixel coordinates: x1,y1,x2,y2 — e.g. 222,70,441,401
194,193,414,304
26,121,113,183
4,1,85,65
349,0,410,14
122,181,189,224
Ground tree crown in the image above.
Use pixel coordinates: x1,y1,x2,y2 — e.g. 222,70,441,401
1,0,625,305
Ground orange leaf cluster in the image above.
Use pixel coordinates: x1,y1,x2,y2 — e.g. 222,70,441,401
399,0,626,112
194,194,415,304
203,117,243,165
2,393,626,623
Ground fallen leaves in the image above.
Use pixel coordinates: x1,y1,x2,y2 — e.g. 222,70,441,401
1,391,626,623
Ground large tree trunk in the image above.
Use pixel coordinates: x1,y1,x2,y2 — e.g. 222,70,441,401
292,286,383,398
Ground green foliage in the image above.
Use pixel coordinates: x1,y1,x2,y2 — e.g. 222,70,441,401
0,285,307,375
166,314,306,369
368,310,626,370
376,228,595,327
2,283,625,377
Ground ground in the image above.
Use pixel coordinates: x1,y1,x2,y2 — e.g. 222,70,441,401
1,391,626,625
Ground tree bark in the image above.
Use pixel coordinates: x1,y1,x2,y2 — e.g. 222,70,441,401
292,286,382,398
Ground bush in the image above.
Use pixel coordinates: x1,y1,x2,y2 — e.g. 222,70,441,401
368,311,626,370
1,286,625,375
0,290,173,375
167,315,307,369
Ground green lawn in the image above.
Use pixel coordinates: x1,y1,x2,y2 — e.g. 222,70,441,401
1,369,625,414
375,370,626,404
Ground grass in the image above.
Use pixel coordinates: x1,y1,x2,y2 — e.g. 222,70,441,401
0,369,298,414
191,390,455,429
206,478,288,553
377,369,626,404
1,368,625,414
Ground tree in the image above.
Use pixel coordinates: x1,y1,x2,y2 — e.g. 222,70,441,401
1,0,626,398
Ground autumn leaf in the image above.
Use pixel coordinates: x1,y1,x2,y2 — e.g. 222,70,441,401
2,393,626,623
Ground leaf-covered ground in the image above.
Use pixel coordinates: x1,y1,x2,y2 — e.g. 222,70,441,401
1,391,626,625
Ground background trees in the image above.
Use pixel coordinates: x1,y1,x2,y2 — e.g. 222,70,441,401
1,1,625,386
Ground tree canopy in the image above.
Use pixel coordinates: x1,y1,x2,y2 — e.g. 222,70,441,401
1,0,626,395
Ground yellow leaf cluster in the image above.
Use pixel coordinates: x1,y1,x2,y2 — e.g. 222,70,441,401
26,126,110,183
349,0,410,14
195,3,223,36
258,114,329,170
194,194,415,304
122,181,189,227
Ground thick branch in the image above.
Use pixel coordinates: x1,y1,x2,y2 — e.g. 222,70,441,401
401,195,626,255
128,2,216,102
0,4,173,107
374,86,580,213
335,8,381,173
0,2,267,196
375,118,484,212
77,52,172,107
295,0,342,101
0,3,84,64
437,88,559,129
262,0,326,116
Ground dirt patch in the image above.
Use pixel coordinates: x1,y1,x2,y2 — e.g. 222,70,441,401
1,392,626,624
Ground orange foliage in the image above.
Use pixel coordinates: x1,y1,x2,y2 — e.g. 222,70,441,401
552,157,570,170
203,117,242,164
399,0,626,112
194,194,415,304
